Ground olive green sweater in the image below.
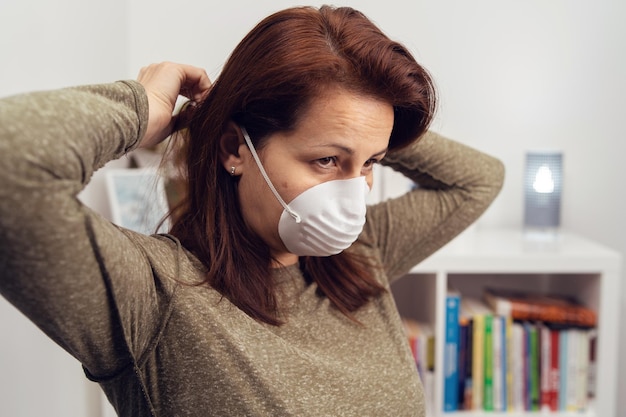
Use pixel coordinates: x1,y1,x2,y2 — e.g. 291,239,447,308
0,81,504,417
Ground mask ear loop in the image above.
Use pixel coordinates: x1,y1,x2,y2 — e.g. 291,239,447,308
240,126,302,223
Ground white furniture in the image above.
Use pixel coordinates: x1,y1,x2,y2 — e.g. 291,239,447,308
391,228,622,417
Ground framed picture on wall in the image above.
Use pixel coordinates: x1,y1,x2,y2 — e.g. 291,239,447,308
104,168,170,235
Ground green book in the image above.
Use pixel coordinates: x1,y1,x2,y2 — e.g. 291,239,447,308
483,314,494,411
529,325,540,411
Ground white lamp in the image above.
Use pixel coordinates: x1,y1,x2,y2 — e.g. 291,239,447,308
524,151,563,232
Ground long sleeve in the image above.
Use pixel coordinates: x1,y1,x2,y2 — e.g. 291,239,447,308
362,131,505,282
0,81,169,378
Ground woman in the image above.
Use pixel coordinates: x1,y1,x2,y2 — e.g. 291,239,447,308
0,5,503,417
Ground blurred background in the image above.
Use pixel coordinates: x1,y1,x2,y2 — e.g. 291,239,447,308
1,0,625,415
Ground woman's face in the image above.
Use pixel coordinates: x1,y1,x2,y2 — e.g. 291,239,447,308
236,90,394,266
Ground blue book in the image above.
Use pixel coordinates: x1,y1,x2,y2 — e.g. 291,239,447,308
524,322,532,411
500,316,508,411
458,321,468,407
444,290,461,411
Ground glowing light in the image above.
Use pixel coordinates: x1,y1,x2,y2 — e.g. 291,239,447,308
533,165,555,194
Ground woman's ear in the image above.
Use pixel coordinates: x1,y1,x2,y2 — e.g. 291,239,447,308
219,121,244,175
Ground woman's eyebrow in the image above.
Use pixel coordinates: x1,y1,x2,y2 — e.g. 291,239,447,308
311,143,388,157
371,148,388,158
310,143,354,154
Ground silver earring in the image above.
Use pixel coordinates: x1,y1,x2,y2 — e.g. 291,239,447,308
230,166,236,176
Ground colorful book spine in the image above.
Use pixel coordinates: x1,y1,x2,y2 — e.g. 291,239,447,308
443,291,461,411
559,329,568,411
417,330,428,380
504,316,513,411
457,318,469,409
540,324,551,411
523,322,531,410
587,329,597,399
565,329,580,411
501,315,509,411
471,314,485,410
463,319,474,410
511,322,525,411
483,314,494,411
492,315,503,411
576,329,590,411
529,324,540,411
549,327,560,411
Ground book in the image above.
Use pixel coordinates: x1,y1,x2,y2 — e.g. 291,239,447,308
587,329,598,399
402,318,421,372
460,296,492,410
443,290,461,411
548,327,560,411
540,324,552,411
421,323,435,382
521,322,539,411
484,288,596,328
492,315,503,411
528,323,540,411
576,329,590,411
426,327,435,373
401,318,434,381
457,317,471,409
423,323,436,417
463,318,474,410
483,314,494,411
559,329,569,411
565,329,580,411
504,315,513,411
511,322,525,411
521,322,528,410
402,317,436,415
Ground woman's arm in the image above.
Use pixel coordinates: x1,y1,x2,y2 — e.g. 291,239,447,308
0,63,211,378
364,131,505,282
0,81,156,377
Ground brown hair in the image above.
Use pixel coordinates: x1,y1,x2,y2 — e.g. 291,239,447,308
168,5,437,325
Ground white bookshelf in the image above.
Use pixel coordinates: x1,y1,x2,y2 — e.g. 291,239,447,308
391,228,622,417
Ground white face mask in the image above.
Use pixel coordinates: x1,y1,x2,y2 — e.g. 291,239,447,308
241,127,369,257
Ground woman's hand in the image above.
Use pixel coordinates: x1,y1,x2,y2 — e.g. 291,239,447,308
137,62,211,148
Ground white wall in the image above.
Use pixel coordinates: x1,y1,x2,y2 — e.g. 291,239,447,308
1,0,625,416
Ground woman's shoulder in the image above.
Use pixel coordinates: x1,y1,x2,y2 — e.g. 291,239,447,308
119,231,207,287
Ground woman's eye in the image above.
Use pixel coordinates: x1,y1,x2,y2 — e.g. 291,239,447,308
316,156,337,168
363,158,379,169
